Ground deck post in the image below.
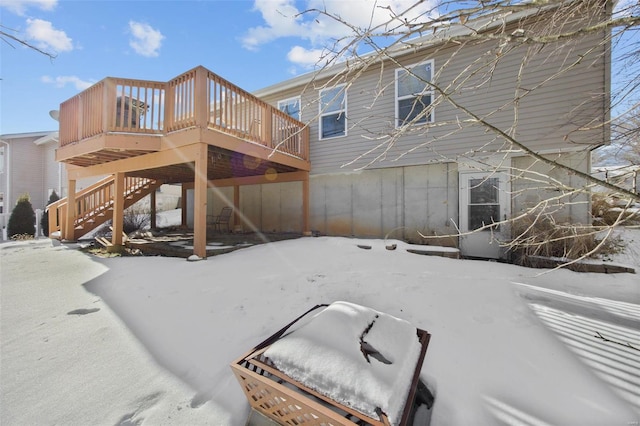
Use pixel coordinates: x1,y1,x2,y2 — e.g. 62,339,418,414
111,172,125,250
193,143,208,259
150,188,157,229
302,172,311,236
63,178,76,241
181,184,188,227
233,185,241,232
194,67,209,128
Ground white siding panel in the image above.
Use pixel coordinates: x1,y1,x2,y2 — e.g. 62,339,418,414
279,181,302,232
261,184,281,232
239,185,261,231
309,164,458,244
323,174,353,236
351,172,383,237
380,168,404,237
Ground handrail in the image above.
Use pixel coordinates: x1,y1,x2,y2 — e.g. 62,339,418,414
58,66,309,161
48,176,158,238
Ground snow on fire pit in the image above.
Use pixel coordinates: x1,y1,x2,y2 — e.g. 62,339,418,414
263,301,423,424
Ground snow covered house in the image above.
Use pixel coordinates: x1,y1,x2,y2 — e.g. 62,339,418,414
51,0,611,259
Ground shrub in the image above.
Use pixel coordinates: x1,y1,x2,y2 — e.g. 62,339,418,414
40,190,60,237
7,194,35,238
592,193,640,226
123,203,150,234
508,215,620,266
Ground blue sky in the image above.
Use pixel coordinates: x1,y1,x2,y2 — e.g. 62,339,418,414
1,0,636,136
0,0,438,135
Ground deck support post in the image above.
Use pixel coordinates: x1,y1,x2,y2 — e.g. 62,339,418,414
150,188,157,229
302,172,311,236
181,184,188,227
233,185,241,232
111,172,125,249
193,143,208,259
63,178,76,241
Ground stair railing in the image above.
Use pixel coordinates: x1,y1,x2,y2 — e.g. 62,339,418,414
48,176,159,239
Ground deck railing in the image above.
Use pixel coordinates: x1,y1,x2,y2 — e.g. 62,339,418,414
59,66,309,161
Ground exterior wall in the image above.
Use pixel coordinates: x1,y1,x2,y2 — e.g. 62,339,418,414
257,9,607,177
247,5,607,252
310,163,458,245
511,151,592,224
7,135,46,211
218,163,459,246
42,142,61,199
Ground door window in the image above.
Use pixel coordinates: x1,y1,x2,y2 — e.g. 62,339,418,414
468,177,500,231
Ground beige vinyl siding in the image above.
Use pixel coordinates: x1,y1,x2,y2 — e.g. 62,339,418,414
9,136,46,210
43,142,59,201
512,151,591,224
259,22,606,175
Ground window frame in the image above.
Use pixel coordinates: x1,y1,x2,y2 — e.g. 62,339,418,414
395,59,435,128
277,96,302,120
319,84,347,140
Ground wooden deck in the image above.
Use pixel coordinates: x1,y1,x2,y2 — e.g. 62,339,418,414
54,65,311,258
57,65,310,182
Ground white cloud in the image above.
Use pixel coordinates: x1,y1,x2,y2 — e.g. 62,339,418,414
242,0,306,50
26,18,73,53
128,21,164,57
243,0,438,67
41,75,95,91
0,0,56,16
287,45,326,68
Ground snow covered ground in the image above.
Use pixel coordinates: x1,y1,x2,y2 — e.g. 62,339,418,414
1,219,639,425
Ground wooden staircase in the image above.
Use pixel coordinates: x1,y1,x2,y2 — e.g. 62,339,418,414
48,176,162,241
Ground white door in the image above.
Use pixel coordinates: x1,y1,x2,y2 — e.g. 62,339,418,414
459,172,509,259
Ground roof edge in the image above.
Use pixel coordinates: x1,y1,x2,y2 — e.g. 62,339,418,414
0,130,57,140
252,0,574,98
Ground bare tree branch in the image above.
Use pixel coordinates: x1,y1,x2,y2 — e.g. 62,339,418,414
0,25,57,60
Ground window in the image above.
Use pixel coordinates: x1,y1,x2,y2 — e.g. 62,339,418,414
0,146,4,173
395,60,434,127
468,177,500,231
277,97,301,120
319,85,347,139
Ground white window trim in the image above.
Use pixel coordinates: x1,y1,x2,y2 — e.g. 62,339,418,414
395,59,435,128
319,84,347,140
277,96,302,120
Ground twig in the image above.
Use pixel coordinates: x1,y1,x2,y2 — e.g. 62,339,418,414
594,331,640,351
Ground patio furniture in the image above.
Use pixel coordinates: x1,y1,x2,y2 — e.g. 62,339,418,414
208,206,233,232
230,302,433,426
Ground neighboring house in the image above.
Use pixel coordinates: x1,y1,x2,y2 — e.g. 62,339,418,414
50,0,610,259
592,165,640,195
0,131,159,238
0,131,62,235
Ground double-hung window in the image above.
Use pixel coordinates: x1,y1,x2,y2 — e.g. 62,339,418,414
277,96,301,120
395,60,434,127
319,85,347,139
